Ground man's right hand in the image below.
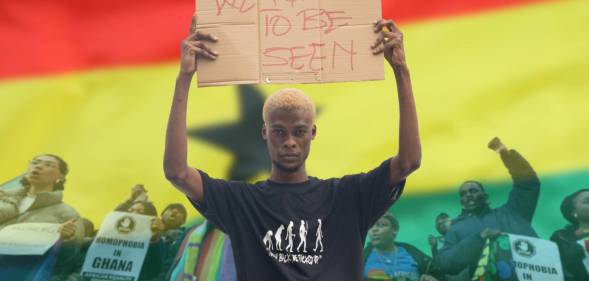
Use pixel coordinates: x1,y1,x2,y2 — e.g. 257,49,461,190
428,234,437,248
130,184,147,201
479,228,501,240
180,15,219,75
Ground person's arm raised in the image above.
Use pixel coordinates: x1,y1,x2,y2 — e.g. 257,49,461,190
164,16,218,203
372,19,422,186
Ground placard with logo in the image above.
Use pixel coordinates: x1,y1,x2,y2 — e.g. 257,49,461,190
81,211,152,281
472,234,564,281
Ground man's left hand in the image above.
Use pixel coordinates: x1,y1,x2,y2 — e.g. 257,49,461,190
58,218,78,241
371,19,406,67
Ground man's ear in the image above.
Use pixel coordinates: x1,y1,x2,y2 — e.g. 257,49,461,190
311,125,317,140
262,124,267,140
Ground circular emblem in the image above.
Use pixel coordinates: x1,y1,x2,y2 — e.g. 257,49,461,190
513,239,535,257
115,216,136,234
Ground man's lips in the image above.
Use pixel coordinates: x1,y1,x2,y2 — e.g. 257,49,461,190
280,154,299,160
27,170,40,178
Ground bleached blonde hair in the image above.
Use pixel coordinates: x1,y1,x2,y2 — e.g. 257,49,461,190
262,88,316,124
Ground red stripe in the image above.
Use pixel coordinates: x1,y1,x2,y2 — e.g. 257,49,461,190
0,0,547,79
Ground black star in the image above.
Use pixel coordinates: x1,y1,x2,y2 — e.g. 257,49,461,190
188,85,270,181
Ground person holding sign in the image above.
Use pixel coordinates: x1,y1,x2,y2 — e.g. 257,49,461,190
164,15,421,281
551,189,589,281
0,154,84,280
435,138,540,279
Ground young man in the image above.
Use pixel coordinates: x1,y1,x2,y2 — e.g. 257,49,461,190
428,212,452,257
164,16,421,281
435,138,540,279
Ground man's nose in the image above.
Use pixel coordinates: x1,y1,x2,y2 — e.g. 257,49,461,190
284,135,296,148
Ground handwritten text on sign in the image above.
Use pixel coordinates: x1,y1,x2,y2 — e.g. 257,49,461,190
195,0,383,86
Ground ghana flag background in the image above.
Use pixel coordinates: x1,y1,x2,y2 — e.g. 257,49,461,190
0,0,588,251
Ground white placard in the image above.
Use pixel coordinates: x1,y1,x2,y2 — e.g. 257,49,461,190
0,223,60,255
508,233,564,281
81,212,152,281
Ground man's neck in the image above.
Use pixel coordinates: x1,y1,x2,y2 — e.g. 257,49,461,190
28,184,53,196
269,166,309,184
463,204,490,216
376,243,397,253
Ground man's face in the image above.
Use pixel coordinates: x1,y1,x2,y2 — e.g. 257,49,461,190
262,108,316,173
369,218,397,248
459,182,488,211
25,155,62,189
435,217,451,235
162,207,186,230
128,203,146,215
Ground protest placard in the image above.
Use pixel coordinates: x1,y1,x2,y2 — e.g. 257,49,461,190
195,0,384,86
81,212,152,281
472,234,564,281
508,234,564,281
0,223,60,255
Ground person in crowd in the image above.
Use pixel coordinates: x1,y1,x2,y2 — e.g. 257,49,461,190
428,212,451,257
0,154,85,280
164,16,421,280
435,137,540,279
125,201,165,281
364,212,439,281
157,203,189,280
115,184,151,212
551,189,589,281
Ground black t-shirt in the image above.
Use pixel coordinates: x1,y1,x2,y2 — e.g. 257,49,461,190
189,159,405,281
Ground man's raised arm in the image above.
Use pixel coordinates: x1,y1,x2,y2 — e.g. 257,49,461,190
164,16,218,203
372,20,422,186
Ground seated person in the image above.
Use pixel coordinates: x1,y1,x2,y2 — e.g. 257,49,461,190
364,212,439,281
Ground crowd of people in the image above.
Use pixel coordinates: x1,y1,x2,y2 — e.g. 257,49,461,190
0,154,236,281
1,15,586,281
2,141,587,281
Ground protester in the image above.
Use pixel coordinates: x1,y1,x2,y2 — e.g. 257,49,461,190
157,203,189,281
164,15,421,280
551,189,589,281
115,184,151,212
364,212,439,281
428,212,451,257
125,201,165,281
0,154,85,280
435,138,540,279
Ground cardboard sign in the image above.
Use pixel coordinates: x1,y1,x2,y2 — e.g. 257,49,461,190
0,223,60,255
81,212,152,281
508,234,564,281
195,0,384,86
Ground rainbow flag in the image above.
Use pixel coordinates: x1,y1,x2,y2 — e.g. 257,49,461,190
1,0,588,253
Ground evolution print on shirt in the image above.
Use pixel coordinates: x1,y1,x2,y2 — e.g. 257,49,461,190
262,219,324,265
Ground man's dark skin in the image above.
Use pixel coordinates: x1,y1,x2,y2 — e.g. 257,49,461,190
163,15,421,205
458,138,509,240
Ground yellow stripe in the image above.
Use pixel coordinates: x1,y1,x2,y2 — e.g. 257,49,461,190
0,0,587,223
